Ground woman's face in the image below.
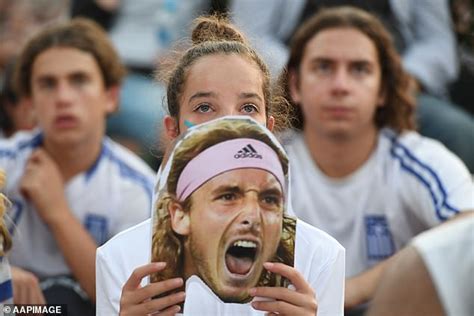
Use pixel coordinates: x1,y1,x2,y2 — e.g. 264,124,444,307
164,53,274,138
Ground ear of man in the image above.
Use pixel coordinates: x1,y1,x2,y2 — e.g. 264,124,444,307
168,199,190,235
105,85,120,114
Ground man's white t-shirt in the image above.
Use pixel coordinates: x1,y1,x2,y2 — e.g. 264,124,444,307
284,129,473,277
96,218,345,315
412,215,474,316
0,130,155,278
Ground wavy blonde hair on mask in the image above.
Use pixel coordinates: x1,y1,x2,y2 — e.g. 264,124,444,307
0,169,12,256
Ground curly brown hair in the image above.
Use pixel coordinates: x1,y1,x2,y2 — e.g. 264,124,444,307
282,6,416,133
151,118,295,301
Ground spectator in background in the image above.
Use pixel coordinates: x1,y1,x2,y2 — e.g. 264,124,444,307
0,0,69,138
0,19,154,314
72,0,212,168
231,0,474,173
449,0,474,115
0,0,69,76
280,7,473,312
367,212,474,316
0,60,36,138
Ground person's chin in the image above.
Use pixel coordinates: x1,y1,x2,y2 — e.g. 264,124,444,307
213,261,263,303
214,282,256,303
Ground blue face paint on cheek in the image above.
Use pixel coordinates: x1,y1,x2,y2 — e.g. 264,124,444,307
184,120,195,128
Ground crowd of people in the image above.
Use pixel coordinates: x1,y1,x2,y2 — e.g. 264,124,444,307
0,1,473,315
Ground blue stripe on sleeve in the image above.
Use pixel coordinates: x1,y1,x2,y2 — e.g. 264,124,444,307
386,133,459,221
88,143,153,202
0,132,42,158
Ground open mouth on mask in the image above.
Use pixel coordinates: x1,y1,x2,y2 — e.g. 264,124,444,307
224,239,260,276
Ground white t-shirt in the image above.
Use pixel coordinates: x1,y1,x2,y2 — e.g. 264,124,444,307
412,215,474,316
0,130,155,278
284,129,473,277
96,218,345,315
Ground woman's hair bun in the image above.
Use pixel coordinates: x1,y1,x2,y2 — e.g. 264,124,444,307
191,15,247,45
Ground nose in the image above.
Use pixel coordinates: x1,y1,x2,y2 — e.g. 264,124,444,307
331,68,350,96
239,193,262,232
55,81,75,105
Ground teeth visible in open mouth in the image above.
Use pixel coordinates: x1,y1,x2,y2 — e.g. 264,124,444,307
233,240,257,248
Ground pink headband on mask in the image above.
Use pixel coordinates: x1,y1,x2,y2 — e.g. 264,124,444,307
176,138,285,201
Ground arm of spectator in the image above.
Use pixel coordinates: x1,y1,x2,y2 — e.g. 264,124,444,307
11,266,46,304
19,148,98,301
401,0,459,95
368,212,473,316
119,263,185,316
366,245,444,316
230,0,305,77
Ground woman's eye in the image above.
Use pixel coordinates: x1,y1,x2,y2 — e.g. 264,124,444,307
195,104,213,113
241,104,258,114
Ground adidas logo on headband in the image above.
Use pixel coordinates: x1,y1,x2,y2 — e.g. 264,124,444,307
234,144,263,159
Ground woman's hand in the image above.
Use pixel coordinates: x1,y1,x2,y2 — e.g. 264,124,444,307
119,262,185,316
249,262,317,315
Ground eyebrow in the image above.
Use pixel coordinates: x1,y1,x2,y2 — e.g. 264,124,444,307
309,56,374,66
239,92,263,102
188,91,217,103
309,57,333,64
188,91,264,103
260,187,283,197
212,185,242,196
212,184,283,196
35,70,91,83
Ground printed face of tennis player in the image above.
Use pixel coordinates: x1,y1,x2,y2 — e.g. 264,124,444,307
169,168,284,302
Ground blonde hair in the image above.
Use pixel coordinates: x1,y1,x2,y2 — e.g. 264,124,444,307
0,170,12,256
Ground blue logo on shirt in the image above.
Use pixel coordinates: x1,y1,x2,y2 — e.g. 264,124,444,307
365,215,395,260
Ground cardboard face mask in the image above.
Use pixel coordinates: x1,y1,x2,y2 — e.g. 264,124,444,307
150,116,296,304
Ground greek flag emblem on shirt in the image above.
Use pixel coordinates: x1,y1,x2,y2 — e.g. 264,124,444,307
84,214,108,246
365,215,395,260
